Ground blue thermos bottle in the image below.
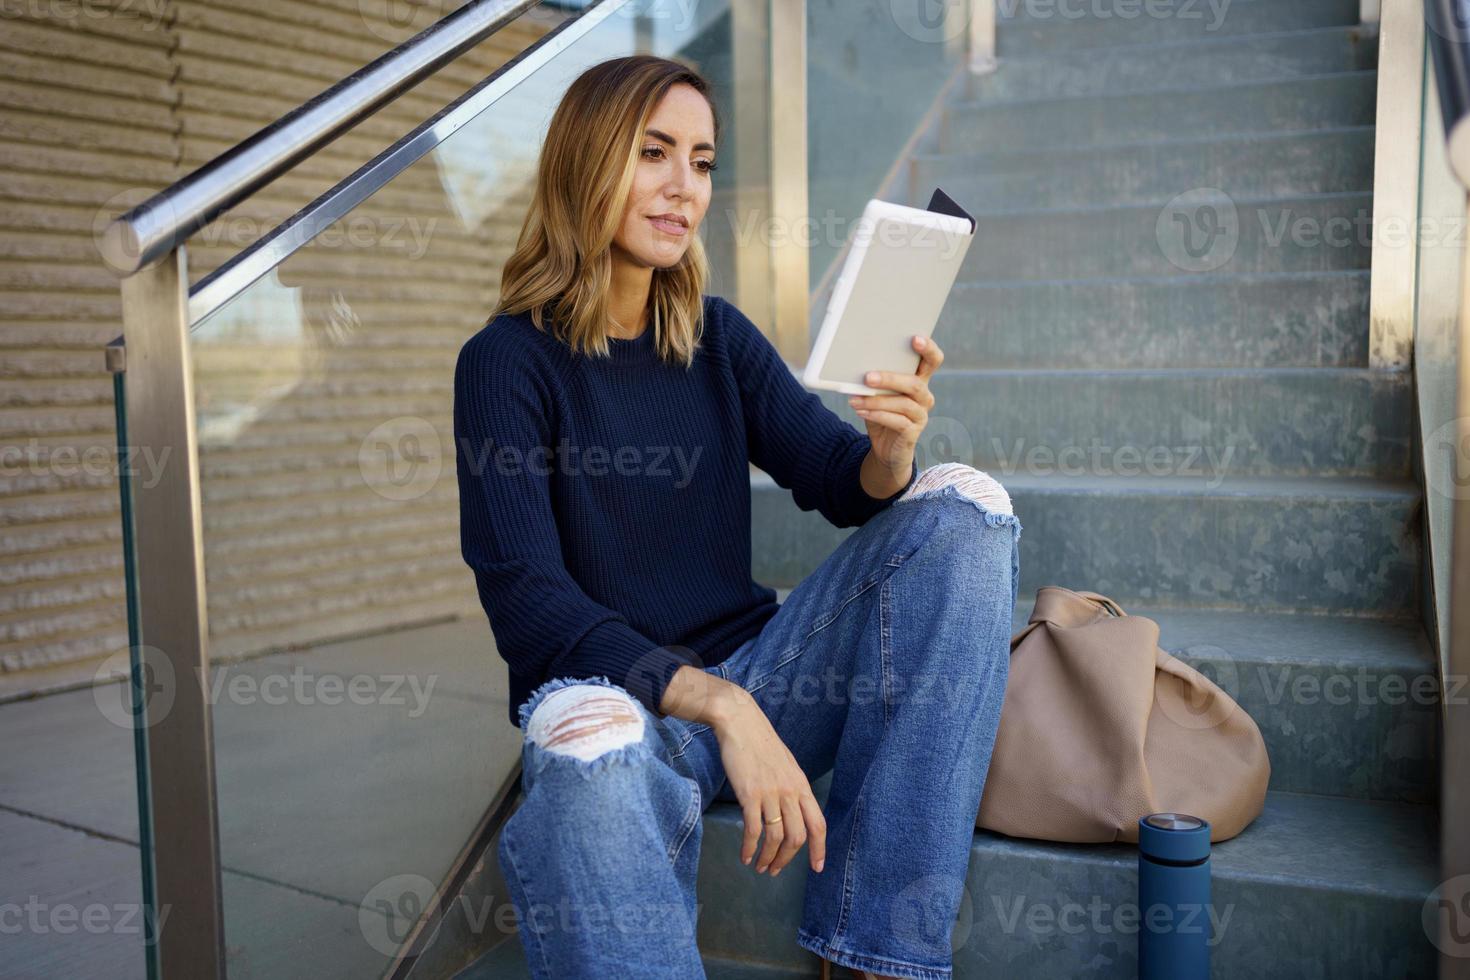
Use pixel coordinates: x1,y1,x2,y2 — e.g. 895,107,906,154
1137,812,1212,980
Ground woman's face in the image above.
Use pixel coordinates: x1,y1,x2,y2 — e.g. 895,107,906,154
611,83,716,271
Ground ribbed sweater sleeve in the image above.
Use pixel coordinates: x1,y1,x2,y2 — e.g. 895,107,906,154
719,296,918,528
453,331,692,720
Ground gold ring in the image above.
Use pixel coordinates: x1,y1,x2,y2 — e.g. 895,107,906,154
763,814,783,825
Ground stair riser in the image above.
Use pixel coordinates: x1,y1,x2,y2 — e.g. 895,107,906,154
912,129,1374,210
1173,650,1438,802
817,370,1411,479
695,806,1436,979
954,194,1372,281
934,273,1370,369
956,850,1432,978
967,27,1376,101
995,0,1363,53
751,484,1420,616
943,74,1377,152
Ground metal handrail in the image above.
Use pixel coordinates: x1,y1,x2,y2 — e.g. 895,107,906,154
184,0,631,329
98,0,545,277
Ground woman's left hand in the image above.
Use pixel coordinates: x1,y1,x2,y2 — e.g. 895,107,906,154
849,334,943,473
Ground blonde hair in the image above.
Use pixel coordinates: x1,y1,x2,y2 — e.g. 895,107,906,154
490,55,722,369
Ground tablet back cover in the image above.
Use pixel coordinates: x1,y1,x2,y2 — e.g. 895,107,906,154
804,188,975,395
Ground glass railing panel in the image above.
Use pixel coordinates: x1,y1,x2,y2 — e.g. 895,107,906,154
1413,39,1466,688
806,0,969,294
111,364,160,980
173,5,570,296
180,1,764,973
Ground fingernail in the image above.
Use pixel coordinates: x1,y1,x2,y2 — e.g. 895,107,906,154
866,372,879,383
756,864,767,873
744,855,751,865
815,859,825,872
916,336,926,347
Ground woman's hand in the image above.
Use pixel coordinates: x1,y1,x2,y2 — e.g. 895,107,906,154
849,334,944,474
710,689,827,877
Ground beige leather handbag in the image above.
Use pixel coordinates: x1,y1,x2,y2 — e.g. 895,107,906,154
975,586,1270,844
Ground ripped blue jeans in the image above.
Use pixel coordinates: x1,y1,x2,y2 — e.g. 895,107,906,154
496,463,1022,980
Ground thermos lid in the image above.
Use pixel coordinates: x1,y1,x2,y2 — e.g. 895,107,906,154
1138,812,1211,863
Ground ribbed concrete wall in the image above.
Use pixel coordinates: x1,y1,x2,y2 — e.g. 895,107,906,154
0,1,556,696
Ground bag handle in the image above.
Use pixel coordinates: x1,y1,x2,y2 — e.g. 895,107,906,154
1071,589,1127,618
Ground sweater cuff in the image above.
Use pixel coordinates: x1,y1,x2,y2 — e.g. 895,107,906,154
546,619,697,719
833,438,920,526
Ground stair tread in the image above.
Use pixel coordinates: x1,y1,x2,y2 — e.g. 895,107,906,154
457,937,814,979
773,585,1432,675
982,22,1371,63
756,466,1417,499
948,67,1376,114
913,124,1377,169
1008,601,1435,672
953,188,1369,221
703,790,1436,899
945,267,1371,289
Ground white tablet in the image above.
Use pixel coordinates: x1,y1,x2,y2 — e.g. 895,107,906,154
802,188,976,396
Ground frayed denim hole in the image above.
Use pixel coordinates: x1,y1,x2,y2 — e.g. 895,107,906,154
518,675,652,783
896,479,1023,538
516,673,630,730
525,722,654,783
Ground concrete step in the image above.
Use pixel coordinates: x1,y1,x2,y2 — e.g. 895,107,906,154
931,271,1370,370
941,72,1377,152
994,0,1364,54
953,192,1371,282
966,25,1376,102
912,127,1374,211
456,935,818,978
815,367,1411,479
751,471,1421,616
695,790,1439,978
755,502,1433,803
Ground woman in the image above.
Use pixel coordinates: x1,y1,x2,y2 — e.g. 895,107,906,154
453,54,1021,980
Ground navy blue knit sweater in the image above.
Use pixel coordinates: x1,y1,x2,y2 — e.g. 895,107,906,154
454,294,919,728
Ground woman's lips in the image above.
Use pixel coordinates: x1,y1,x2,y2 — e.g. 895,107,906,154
649,216,688,236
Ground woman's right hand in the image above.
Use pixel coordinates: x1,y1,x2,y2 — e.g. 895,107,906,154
710,686,827,877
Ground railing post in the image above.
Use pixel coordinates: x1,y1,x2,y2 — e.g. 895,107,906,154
970,0,997,74
116,246,226,979
1367,0,1425,369
769,0,810,364
732,0,774,333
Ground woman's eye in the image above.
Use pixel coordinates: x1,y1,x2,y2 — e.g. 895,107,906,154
641,146,716,175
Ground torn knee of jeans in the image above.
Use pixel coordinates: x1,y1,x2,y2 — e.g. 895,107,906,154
525,684,646,762
898,462,1013,516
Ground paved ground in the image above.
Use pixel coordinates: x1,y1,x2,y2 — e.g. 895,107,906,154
0,616,522,980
